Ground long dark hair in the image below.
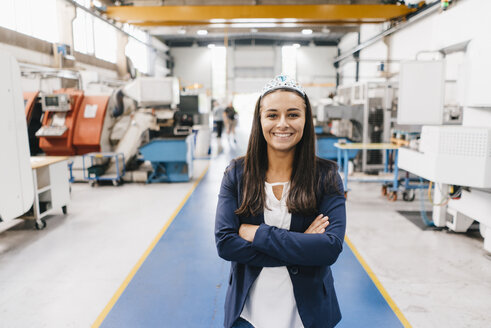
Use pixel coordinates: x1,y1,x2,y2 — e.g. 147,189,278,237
236,89,324,217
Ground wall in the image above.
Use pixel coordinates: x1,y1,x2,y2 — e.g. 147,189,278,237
337,0,490,83
230,46,281,95
170,45,338,102
170,47,213,92
296,46,338,102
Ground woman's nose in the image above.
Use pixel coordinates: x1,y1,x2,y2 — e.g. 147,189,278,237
277,114,289,128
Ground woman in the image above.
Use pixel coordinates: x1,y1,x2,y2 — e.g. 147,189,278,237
215,75,346,328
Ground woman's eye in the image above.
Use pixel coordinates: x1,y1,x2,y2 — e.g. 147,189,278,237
288,113,299,118
267,114,277,118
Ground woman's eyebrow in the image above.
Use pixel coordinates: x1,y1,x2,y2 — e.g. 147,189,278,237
287,108,301,111
263,108,278,112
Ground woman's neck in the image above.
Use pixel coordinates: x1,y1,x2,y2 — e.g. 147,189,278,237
266,147,295,182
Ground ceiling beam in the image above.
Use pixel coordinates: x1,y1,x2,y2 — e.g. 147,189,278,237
105,5,415,26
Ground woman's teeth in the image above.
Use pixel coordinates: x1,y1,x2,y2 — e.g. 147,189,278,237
273,133,292,137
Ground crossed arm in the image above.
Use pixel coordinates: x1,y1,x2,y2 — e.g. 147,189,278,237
214,170,346,267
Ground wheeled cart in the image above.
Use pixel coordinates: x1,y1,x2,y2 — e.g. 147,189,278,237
82,152,125,186
21,157,71,229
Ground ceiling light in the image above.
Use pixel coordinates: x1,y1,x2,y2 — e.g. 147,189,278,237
322,27,330,34
210,19,226,23
293,43,301,49
207,44,215,48
232,18,277,23
197,29,208,35
230,23,276,28
282,18,297,23
302,29,313,35
250,28,258,33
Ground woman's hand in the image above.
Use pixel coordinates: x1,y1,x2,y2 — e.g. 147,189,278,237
304,214,329,234
239,224,259,242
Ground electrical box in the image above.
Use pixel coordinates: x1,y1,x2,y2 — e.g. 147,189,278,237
124,77,180,107
397,60,445,125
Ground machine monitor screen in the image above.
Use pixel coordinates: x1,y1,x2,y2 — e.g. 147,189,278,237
45,96,59,107
179,95,199,114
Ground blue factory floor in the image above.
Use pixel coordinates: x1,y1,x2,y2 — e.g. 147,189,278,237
97,154,406,328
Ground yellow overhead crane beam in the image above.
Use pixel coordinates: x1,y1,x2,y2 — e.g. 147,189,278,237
105,5,415,26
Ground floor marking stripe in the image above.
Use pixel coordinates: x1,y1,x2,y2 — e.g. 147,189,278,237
91,163,210,328
344,235,412,328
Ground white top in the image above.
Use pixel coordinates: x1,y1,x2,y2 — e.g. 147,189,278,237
240,182,304,328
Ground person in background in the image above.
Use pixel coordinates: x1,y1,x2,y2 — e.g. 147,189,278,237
215,75,347,328
224,101,238,144
213,99,225,153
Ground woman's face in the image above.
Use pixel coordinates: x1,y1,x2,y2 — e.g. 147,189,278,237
260,90,306,153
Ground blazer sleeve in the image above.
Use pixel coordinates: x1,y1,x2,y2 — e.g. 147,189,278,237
215,163,290,267
251,173,346,266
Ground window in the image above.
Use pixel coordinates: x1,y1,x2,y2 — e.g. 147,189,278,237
124,24,150,74
93,18,117,63
73,8,94,55
73,0,117,63
0,0,59,43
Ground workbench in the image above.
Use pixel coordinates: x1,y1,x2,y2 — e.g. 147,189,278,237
22,156,71,229
334,143,400,198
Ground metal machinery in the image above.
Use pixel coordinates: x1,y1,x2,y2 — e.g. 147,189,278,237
0,52,34,226
124,77,195,183
315,98,361,163
37,90,84,155
316,82,396,172
35,90,114,156
28,75,190,184
397,39,491,253
139,136,194,183
24,91,43,155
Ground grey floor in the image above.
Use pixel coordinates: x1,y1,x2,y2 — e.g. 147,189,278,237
1,153,491,327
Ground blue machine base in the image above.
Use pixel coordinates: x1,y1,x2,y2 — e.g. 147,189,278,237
147,162,190,183
317,136,358,161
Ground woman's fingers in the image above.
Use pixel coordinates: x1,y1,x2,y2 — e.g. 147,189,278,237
314,220,329,233
312,216,329,230
305,215,330,234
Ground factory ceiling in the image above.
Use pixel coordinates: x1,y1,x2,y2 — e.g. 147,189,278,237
101,1,420,47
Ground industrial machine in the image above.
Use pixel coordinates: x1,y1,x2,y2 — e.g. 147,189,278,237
0,52,34,226
24,91,43,155
397,39,491,253
317,82,396,172
37,89,85,155
28,75,192,184
139,136,194,183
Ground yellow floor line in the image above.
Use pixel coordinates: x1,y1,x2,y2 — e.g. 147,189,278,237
92,163,210,328
344,235,412,328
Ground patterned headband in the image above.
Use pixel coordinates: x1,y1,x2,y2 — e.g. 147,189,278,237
260,74,306,97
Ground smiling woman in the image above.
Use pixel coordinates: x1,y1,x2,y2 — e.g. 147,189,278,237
215,75,346,328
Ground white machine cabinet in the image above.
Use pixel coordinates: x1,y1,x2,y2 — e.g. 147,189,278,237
0,52,34,226
23,157,71,229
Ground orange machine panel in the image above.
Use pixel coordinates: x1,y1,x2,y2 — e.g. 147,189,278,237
73,95,110,154
38,89,84,156
24,91,39,121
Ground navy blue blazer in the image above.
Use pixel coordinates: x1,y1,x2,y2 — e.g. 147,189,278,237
215,157,346,328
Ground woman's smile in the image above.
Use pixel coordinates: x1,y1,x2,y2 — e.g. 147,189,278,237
272,132,294,139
